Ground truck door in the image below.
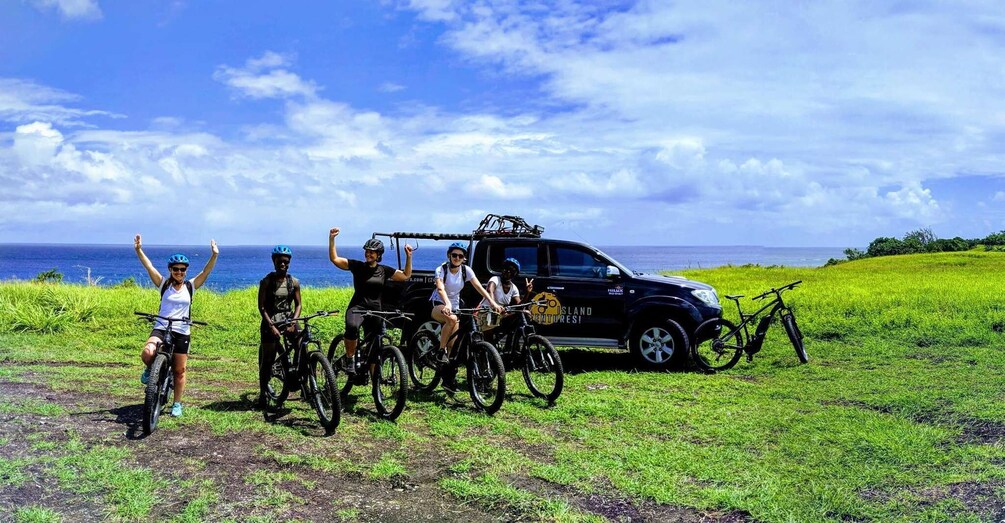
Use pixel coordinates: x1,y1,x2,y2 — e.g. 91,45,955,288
532,244,625,339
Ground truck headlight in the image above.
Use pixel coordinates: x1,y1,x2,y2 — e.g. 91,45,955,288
691,289,719,307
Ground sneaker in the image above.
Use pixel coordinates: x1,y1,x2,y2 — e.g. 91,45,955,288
170,402,183,417
341,357,357,375
140,366,150,385
433,350,450,366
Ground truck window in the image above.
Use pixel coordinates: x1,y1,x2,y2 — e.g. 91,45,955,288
552,246,607,279
487,245,538,276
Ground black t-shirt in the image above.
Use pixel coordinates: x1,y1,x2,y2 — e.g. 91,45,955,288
347,259,395,310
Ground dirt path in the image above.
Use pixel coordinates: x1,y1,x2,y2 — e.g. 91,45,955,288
0,369,750,522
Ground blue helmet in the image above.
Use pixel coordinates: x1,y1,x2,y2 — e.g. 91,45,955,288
502,257,521,272
167,253,189,266
272,245,293,257
447,241,467,255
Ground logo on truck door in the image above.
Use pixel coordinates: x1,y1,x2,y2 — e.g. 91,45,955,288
530,292,561,325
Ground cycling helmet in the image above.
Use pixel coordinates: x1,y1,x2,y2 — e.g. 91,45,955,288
271,245,293,257
167,253,189,266
447,241,468,255
502,257,521,272
363,238,384,255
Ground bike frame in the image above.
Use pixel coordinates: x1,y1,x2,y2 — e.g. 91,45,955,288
723,283,799,350
355,311,411,366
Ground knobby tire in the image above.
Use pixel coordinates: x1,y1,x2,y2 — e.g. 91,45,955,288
143,354,170,435
407,330,441,393
467,341,506,415
691,318,744,372
307,350,341,435
372,345,408,421
521,334,564,405
783,313,808,363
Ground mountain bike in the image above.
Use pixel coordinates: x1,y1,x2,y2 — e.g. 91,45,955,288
408,307,506,414
327,310,413,421
134,312,206,435
691,280,806,372
481,301,564,405
261,310,342,435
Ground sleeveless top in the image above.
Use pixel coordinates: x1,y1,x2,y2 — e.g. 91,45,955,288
260,272,298,324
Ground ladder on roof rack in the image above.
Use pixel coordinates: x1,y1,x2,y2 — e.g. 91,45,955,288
473,214,544,238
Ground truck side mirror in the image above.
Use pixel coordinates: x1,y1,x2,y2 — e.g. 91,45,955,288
606,265,621,278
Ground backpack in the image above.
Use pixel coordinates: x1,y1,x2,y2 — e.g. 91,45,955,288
439,262,469,283
160,279,194,304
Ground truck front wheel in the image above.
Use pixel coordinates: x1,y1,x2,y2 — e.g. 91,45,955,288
631,319,689,369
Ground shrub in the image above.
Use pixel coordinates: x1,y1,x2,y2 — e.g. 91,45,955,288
34,269,63,284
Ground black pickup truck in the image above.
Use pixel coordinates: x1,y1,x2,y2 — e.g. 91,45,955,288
376,215,722,369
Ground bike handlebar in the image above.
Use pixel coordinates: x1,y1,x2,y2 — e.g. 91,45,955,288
134,311,207,326
751,280,802,301
357,310,414,323
502,300,546,312
274,309,340,329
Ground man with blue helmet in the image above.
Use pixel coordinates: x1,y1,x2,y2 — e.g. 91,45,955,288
134,234,219,418
257,245,302,412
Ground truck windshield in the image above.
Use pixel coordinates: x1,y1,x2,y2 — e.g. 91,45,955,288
593,248,634,275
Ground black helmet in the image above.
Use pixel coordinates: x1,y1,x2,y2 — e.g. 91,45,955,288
363,238,384,261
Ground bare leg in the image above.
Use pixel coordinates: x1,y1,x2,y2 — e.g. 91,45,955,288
172,353,188,404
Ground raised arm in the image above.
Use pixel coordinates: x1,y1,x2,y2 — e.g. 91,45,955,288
134,234,163,288
191,239,219,289
470,272,502,312
391,244,414,281
328,227,350,270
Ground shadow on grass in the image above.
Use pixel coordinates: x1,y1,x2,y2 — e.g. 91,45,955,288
101,403,144,440
201,392,259,413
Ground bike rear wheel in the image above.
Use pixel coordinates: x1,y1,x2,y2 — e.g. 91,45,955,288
467,341,506,415
691,318,744,372
327,335,356,398
306,349,341,435
372,345,408,421
143,354,171,434
262,349,290,415
782,313,808,363
407,330,441,393
521,335,563,405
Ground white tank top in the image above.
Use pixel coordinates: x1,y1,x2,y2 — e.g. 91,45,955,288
156,280,192,335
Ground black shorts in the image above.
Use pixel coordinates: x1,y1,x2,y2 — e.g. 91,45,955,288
150,329,191,355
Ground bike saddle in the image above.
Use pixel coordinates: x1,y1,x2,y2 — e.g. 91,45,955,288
725,294,745,300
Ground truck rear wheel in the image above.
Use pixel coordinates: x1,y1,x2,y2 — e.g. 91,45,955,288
631,318,689,369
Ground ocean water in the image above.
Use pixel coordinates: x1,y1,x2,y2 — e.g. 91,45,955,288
0,243,846,292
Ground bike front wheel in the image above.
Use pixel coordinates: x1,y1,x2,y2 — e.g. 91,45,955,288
143,354,171,435
407,330,441,393
782,313,808,363
372,345,408,421
467,341,506,415
306,350,341,435
691,319,744,372
521,335,564,405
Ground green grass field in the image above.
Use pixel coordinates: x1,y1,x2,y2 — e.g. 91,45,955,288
1,251,1004,522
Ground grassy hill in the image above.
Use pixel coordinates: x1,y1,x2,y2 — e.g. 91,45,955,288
1,251,1003,522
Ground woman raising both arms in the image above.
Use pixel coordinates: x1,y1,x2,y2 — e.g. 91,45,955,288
134,234,219,418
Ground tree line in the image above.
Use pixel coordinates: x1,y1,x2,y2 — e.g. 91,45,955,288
829,228,1005,265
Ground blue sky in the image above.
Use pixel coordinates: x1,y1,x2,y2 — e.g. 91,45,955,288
2,0,1004,248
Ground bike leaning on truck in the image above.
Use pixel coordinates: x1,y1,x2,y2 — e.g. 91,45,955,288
690,281,806,372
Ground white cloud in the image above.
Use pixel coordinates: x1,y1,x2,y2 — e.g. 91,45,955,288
30,0,102,20
214,52,318,99
0,78,120,125
379,82,406,93
467,175,532,199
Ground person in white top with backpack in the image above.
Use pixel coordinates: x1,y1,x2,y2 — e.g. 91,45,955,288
134,234,219,418
429,241,502,391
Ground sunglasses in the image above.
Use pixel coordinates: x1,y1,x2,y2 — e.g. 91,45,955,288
170,266,187,272
450,253,466,259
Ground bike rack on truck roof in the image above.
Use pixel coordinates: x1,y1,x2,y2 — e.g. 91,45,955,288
372,214,544,268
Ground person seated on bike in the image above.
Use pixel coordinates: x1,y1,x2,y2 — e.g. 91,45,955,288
429,242,502,389
328,227,413,374
134,234,219,418
478,257,535,342
258,245,302,410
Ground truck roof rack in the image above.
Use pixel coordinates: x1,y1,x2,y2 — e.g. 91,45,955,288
473,214,544,238
374,214,544,242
